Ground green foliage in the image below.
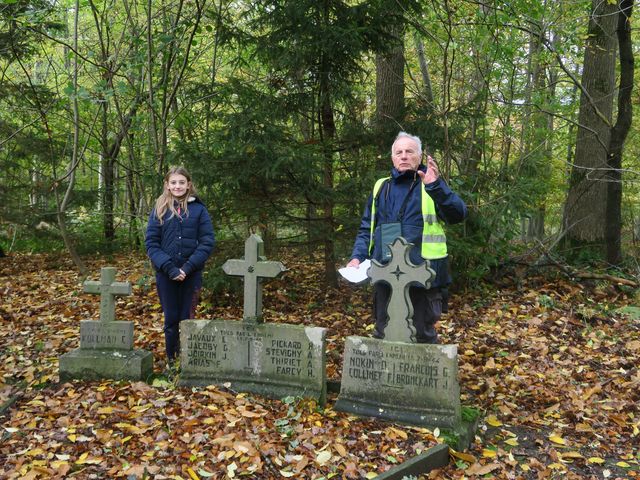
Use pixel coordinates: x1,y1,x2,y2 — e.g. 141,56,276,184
0,0,638,287
461,406,481,423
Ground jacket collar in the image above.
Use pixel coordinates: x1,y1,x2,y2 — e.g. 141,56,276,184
391,164,427,181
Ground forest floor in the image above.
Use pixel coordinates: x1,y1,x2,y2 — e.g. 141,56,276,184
0,249,639,479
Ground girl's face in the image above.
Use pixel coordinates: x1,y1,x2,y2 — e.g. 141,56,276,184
166,173,190,198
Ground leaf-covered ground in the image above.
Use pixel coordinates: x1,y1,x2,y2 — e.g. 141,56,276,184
1,251,639,479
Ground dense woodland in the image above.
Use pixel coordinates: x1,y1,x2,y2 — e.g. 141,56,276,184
0,0,638,285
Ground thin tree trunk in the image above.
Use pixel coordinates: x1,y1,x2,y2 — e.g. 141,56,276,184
57,0,87,274
605,0,634,265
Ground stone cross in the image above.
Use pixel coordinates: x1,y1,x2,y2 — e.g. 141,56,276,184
222,234,285,322
83,267,132,323
367,237,436,343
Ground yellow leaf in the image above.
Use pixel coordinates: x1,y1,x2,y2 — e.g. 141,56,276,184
187,467,200,480
588,457,605,464
549,434,566,445
504,438,519,446
561,451,584,459
486,415,502,427
387,427,408,440
334,443,347,457
450,449,476,463
67,434,77,443
616,461,631,468
482,448,497,458
365,473,377,479
97,406,113,414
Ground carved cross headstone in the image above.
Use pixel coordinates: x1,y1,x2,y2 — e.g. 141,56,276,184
83,266,132,322
367,237,436,343
60,266,153,381
222,234,285,322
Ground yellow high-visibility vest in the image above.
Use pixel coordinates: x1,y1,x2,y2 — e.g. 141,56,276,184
368,177,447,260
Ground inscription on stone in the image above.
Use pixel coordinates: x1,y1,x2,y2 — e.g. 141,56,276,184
179,320,327,403
79,321,134,350
335,336,460,429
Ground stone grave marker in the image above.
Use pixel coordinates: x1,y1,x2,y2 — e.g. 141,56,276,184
222,234,286,322
59,267,153,381
335,238,475,449
367,237,436,343
179,234,327,403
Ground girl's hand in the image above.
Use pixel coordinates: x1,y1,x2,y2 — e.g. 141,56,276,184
172,269,186,281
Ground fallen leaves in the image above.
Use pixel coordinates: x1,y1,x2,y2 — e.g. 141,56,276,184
1,252,640,479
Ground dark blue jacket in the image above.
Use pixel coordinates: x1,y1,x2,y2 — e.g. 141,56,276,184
146,197,215,279
350,165,467,288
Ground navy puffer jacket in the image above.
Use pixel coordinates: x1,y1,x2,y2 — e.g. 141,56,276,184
145,196,215,279
350,165,467,289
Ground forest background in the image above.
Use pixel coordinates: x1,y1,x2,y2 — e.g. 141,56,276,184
0,0,638,284
1,1,640,478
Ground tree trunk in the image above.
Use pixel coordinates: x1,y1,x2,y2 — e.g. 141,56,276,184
57,0,87,275
605,0,634,265
319,72,338,288
414,33,434,111
374,9,404,171
563,0,618,248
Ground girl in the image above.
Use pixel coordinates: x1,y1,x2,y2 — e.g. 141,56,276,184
145,166,215,364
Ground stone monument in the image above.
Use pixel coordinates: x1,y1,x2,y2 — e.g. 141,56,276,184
59,267,153,381
335,238,475,449
179,234,327,403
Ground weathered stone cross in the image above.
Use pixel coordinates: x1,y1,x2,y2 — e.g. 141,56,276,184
222,234,286,322
367,237,436,343
83,266,132,322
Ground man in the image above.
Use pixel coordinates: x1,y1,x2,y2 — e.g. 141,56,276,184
347,131,467,343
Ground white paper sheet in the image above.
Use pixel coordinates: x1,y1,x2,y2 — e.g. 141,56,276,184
338,259,371,284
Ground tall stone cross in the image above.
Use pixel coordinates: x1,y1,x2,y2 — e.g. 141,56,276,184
367,237,436,343
222,234,286,322
83,267,132,322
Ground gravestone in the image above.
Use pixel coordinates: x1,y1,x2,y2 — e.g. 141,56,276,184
222,234,286,322
335,238,474,449
59,267,153,381
179,235,327,403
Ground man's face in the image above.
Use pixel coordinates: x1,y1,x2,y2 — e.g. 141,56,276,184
391,137,421,173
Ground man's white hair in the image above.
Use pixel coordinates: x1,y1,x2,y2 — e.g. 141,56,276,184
391,131,422,157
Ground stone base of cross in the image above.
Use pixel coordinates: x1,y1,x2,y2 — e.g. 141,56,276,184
367,237,436,343
222,234,285,323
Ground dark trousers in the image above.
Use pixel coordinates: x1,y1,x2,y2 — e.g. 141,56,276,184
373,284,442,343
156,270,202,360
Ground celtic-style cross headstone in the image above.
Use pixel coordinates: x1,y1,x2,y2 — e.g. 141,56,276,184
83,267,132,322
222,234,285,322
367,237,436,343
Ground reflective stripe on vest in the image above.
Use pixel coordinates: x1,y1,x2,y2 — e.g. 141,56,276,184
369,176,447,260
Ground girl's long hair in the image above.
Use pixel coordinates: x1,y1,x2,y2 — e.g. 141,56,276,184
153,166,198,224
